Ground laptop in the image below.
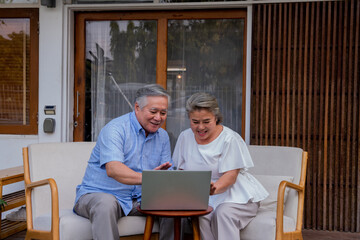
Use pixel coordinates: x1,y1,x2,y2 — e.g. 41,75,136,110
141,170,211,210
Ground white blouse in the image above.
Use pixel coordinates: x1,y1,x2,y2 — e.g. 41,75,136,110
173,126,269,209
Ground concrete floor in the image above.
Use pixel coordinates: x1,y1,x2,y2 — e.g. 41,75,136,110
3,229,360,240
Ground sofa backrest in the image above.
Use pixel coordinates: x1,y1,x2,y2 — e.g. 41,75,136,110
27,142,96,218
26,143,304,222
247,145,304,219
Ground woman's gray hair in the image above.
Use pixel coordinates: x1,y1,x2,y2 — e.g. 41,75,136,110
186,92,223,125
135,84,170,109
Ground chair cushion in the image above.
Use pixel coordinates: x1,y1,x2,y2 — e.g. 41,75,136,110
33,209,159,240
253,175,294,211
240,209,296,240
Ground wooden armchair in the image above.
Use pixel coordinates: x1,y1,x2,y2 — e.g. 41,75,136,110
275,151,307,240
23,146,61,240
22,142,159,240
241,145,308,240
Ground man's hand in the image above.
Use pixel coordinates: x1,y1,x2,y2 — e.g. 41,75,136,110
154,162,172,170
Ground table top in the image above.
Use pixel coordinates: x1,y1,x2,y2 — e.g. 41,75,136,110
0,166,24,181
137,206,213,217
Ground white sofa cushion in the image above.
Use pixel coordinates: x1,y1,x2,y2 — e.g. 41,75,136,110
254,175,294,211
240,209,296,240
33,209,159,240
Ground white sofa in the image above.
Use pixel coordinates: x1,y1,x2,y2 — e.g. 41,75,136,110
23,142,159,240
22,143,307,240
243,145,307,240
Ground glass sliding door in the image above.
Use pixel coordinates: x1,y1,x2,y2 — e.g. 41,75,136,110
83,19,157,140
74,10,246,143
166,18,245,149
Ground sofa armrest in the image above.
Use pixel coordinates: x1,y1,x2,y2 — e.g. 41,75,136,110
27,178,57,189
275,151,308,240
23,147,60,240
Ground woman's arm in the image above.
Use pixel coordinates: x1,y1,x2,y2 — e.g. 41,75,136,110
210,169,240,195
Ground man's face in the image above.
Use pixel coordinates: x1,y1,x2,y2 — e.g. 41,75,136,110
135,96,168,135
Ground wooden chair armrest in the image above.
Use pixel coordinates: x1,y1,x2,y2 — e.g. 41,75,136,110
275,180,305,240
276,180,305,239
24,177,59,240
276,151,308,240
26,178,57,189
279,180,303,192
276,180,304,224
23,147,60,240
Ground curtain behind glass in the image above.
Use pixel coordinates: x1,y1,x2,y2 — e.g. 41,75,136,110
86,20,157,140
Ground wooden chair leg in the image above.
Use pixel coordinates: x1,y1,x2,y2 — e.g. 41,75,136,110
191,217,201,240
143,215,154,240
174,217,181,240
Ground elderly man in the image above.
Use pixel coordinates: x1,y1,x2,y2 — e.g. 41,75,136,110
74,84,173,240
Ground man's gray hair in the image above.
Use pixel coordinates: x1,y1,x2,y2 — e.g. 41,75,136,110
135,84,170,109
186,92,223,125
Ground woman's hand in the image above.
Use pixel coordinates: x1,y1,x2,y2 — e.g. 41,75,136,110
210,182,217,195
209,169,240,195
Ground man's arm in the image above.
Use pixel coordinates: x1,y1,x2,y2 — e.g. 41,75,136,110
106,161,172,185
106,161,142,185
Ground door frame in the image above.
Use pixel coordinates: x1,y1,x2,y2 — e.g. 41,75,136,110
74,9,247,141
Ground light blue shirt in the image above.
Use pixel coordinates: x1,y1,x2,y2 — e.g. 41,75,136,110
75,111,172,215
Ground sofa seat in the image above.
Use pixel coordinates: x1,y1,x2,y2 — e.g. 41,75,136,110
241,209,296,240
33,209,159,239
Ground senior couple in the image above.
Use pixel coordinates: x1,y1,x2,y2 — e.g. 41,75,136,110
74,84,268,240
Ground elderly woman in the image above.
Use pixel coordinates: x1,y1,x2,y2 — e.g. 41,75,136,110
173,92,268,240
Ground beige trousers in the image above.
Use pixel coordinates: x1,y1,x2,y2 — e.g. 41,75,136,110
199,201,259,240
74,192,171,240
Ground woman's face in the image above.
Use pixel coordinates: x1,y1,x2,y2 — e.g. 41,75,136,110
189,109,220,144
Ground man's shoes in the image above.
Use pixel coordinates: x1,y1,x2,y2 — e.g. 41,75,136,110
6,206,26,221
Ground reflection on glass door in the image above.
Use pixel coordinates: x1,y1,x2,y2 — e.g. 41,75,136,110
84,20,157,141
166,19,245,150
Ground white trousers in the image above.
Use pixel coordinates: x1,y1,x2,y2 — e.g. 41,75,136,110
199,201,259,240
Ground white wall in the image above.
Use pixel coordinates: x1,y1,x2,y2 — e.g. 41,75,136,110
38,0,65,143
0,0,65,197
0,135,38,174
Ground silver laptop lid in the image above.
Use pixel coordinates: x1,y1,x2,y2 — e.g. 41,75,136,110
141,170,211,210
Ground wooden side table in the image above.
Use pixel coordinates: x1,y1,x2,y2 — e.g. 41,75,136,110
137,206,213,240
0,166,26,239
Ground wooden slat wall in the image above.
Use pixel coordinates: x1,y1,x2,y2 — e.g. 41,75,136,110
251,0,360,232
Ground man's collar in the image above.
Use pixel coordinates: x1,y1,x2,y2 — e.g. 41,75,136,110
130,112,142,135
